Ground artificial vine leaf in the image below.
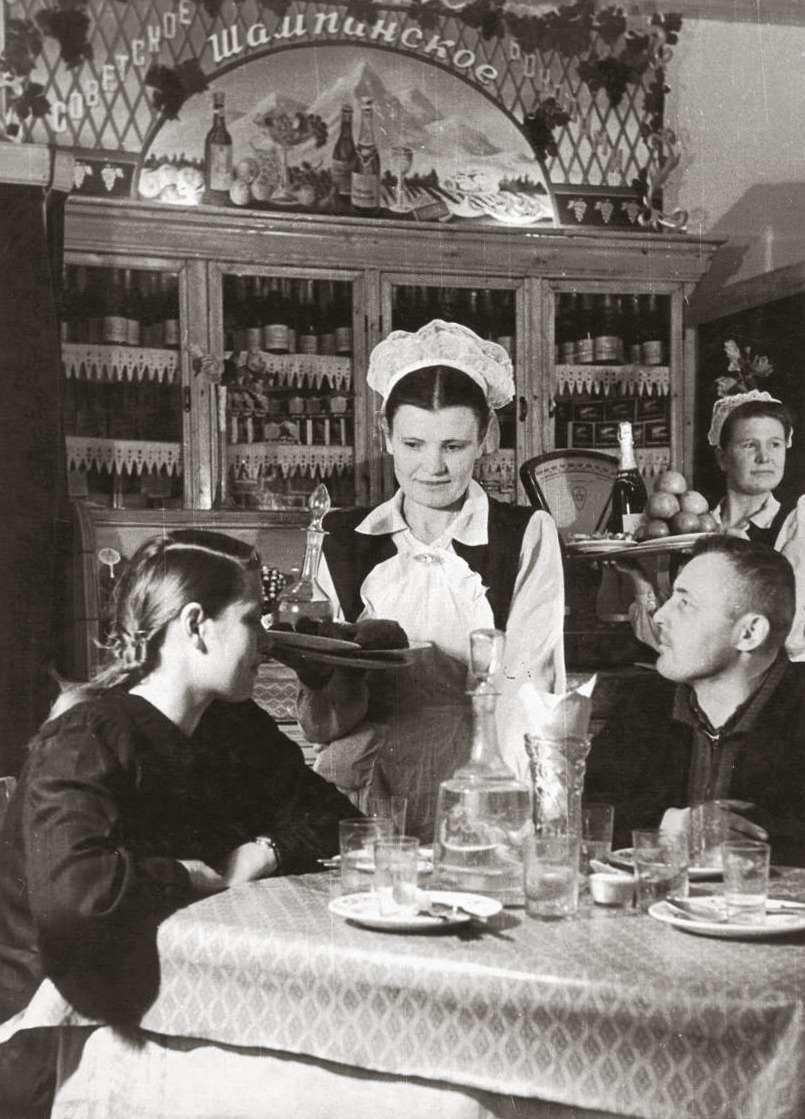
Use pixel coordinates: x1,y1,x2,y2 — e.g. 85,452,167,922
146,59,208,120
1,18,44,77
344,0,376,23
461,0,507,41
11,80,50,121
523,98,570,162
595,7,626,46
35,6,92,70
257,0,292,17
652,12,682,45
578,57,637,107
407,0,441,33
200,0,225,20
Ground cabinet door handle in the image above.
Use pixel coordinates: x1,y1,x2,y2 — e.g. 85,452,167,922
183,387,191,413
518,395,527,422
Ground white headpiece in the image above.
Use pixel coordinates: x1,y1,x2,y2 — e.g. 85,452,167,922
707,390,786,447
367,319,515,411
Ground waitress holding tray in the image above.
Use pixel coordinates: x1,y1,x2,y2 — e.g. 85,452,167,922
294,319,566,840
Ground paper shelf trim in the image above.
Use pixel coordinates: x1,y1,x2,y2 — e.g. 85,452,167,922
229,352,352,391
228,443,353,478
66,437,182,476
63,344,180,384
556,365,670,396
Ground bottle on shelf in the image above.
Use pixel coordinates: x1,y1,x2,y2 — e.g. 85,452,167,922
244,277,263,352
231,276,248,352
85,269,104,345
331,105,358,208
614,295,626,363
204,91,233,205
263,276,291,354
333,283,352,356
318,280,336,355
465,289,484,336
608,420,647,535
351,98,381,214
162,274,180,349
64,265,88,343
282,279,297,353
494,290,516,359
555,293,575,364
297,279,319,355
123,269,141,347
624,293,643,364
593,293,621,364
641,294,664,365
575,294,595,363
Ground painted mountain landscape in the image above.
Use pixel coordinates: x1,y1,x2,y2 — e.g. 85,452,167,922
144,46,556,226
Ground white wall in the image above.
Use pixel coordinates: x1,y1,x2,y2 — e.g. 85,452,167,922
666,18,805,288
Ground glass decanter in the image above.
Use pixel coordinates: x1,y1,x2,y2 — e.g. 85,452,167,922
432,629,532,905
273,483,334,627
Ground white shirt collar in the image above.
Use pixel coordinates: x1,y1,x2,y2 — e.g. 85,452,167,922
712,493,780,532
355,479,489,546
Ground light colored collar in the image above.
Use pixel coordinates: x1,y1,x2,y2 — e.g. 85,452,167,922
356,479,489,546
712,493,780,531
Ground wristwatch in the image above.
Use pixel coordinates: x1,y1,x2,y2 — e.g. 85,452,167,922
252,834,281,873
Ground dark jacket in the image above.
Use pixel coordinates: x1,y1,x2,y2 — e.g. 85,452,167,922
585,661,805,866
0,692,356,1026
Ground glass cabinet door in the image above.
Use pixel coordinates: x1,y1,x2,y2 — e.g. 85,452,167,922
217,269,359,511
550,287,673,482
61,261,185,508
383,279,521,504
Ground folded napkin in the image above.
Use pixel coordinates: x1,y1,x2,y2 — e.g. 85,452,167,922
518,674,597,747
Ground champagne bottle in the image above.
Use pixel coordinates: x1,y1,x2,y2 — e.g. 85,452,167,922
331,105,358,204
608,421,647,535
575,294,595,363
244,277,262,352
282,278,297,353
297,279,319,355
333,283,352,355
318,280,336,355
641,294,664,365
593,293,620,364
495,290,515,359
204,91,233,204
351,98,381,213
124,269,141,347
624,293,643,364
263,276,290,354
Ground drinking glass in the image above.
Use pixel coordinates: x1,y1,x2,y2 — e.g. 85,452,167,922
721,839,770,925
338,818,392,896
632,828,689,911
373,836,420,917
524,834,580,919
689,800,728,868
366,795,408,838
580,803,614,874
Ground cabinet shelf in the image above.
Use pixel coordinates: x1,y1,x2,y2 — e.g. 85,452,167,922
228,443,353,479
63,343,180,384
66,436,182,476
227,351,351,391
555,364,670,396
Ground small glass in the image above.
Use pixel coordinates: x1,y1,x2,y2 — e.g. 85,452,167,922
374,836,420,917
338,818,393,896
721,839,770,925
580,803,614,875
366,795,408,838
689,800,728,869
632,828,689,911
524,834,580,919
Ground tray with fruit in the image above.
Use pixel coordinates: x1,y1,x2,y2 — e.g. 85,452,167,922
262,617,426,670
564,533,638,555
610,470,719,558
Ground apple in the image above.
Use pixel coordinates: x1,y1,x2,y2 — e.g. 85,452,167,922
670,511,702,535
646,491,681,520
678,490,709,515
655,470,687,495
644,518,671,539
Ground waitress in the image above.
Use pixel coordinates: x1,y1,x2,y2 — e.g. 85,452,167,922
630,390,805,658
296,319,566,840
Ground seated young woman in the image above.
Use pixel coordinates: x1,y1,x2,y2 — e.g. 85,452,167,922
290,319,566,841
0,528,358,1118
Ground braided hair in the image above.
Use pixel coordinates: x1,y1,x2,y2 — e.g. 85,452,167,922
50,529,260,719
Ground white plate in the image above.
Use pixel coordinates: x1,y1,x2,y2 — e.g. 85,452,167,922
610,848,722,881
649,899,805,939
565,538,636,555
329,890,502,932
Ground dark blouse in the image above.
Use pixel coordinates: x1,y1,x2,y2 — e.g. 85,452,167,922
0,692,356,1025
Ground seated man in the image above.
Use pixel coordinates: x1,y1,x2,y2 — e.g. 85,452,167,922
585,535,805,866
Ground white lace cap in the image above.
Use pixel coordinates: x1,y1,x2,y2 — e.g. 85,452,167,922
367,319,515,411
707,390,787,447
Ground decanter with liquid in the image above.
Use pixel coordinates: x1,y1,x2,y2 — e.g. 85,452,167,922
432,628,532,905
273,483,334,627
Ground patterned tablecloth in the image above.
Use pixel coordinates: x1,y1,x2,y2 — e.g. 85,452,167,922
139,871,805,1119
10,871,805,1119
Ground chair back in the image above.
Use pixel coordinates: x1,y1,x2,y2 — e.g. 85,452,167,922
519,450,619,540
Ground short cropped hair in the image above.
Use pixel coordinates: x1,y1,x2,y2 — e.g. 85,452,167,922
719,399,794,449
691,534,795,646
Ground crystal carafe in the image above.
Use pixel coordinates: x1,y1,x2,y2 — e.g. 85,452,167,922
432,629,532,905
273,483,334,627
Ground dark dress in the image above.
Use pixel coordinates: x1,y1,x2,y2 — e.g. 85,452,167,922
0,691,357,1116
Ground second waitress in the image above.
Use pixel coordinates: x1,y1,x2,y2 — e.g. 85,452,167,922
296,318,566,840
